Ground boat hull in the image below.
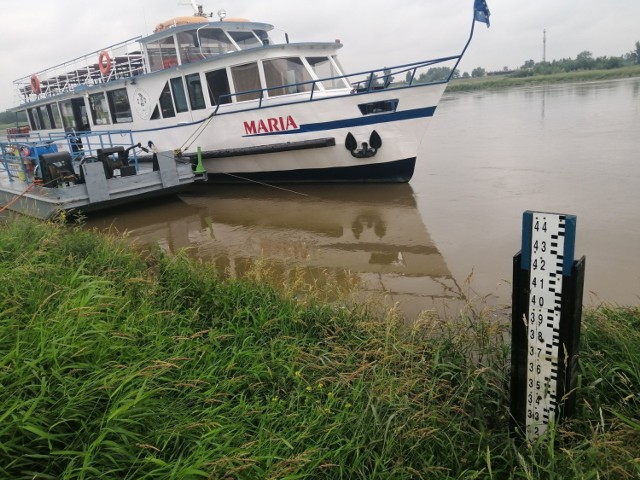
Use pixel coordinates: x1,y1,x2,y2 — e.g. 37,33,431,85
153,83,444,183
200,157,416,183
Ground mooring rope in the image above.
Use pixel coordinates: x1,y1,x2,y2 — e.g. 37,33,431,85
0,182,36,214
222,173,310,197
178,110,217,154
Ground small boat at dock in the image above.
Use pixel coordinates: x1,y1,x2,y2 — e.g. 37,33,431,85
8,1,490,184
0,131,198,219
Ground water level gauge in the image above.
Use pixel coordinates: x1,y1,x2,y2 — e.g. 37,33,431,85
511,211,585,440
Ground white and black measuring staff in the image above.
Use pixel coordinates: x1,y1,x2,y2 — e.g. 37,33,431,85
511,211,585,441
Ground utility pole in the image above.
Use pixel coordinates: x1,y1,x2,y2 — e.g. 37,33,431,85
543,29,547,63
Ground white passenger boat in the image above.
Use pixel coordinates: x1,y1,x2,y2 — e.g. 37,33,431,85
9,1,490,183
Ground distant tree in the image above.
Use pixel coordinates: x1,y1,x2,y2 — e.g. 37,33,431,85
634,41,640,64
521,59,535,69
405,71,414,84
624,51,637,64
381,68,394,87
575,51,595,70
471,67,486,78
416,66,452,83
462,72,470,78
0,110,27,125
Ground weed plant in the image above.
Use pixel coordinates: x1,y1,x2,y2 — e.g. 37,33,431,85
0,217,638,479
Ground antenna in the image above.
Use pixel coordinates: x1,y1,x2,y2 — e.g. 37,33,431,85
177,1,213,17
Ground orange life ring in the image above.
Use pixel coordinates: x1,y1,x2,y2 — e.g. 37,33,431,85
30,75,41,94
98,50,112,76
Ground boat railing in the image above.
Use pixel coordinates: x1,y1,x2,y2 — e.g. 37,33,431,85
213,54,461,113
0,142,40,184
13,37,146,106
1,130,141,185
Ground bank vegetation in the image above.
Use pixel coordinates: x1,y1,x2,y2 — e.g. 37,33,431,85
0,217,638,479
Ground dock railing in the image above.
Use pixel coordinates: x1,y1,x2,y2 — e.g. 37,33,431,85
1,130,142,185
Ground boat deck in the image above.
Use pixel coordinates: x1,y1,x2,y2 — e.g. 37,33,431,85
1,131,198,219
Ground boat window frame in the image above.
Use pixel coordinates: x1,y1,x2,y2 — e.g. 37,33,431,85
89,92,112,126
48,103,62,129
303,56,350,91
158,82,176,118
204,68,232,106
229,61,262,102
176,31,203,65
227,30,262,50
262,57,315,98
170,77,190,113
107,88,134,124
194,27,237,59
27,108,42,131
147,35,179,72
59,100,77,130
185,73,207,110
38,105,53,130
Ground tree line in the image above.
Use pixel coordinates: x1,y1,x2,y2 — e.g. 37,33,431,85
0,110,26,125
415,40,640,81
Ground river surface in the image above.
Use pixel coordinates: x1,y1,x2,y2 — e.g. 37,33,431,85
85,78,640,319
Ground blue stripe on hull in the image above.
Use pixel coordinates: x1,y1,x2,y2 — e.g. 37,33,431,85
244,106,437,137
204,157,416,184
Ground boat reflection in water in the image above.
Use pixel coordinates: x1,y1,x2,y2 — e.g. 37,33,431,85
85,183,459,320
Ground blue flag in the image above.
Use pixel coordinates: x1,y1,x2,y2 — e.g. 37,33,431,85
474,0,491,27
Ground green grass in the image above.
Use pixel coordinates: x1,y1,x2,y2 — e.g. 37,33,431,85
0,216,638,479
447,65,640,92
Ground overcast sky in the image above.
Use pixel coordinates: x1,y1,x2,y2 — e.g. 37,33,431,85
1,0,639,112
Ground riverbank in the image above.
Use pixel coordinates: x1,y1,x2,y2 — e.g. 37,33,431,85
1,217,638,479
447,64,640,92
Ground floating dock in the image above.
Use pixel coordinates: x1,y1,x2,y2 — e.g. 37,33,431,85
1,130,198,219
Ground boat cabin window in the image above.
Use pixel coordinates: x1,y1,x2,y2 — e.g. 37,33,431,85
49,103,62,129
263,58,314,97
228,31,261,49
197,28,237,57
170,78,189,113
107,89,133,123
60,98,90,131
40,106,53,130
230,62,261,102
159,83,176,118
306,57,349,90
254,29,269,45
27,108,42,131
59,100,77,130
147,36,179,72
89,93,111,125
205,69,232,105
176,31,203,64
185,73,206,110
27,105,59,131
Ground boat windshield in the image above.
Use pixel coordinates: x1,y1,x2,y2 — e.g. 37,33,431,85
306,57,350,90
228,30,262,49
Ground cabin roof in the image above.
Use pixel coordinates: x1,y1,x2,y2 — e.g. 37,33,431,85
140,20,274,44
